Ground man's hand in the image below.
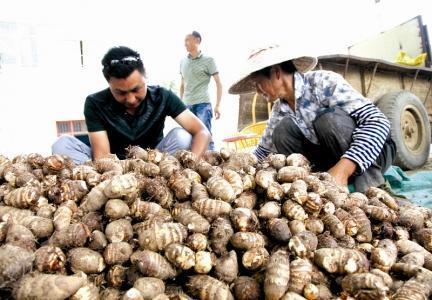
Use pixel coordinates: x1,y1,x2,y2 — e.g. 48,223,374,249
214,104,221,119
327,158,357,187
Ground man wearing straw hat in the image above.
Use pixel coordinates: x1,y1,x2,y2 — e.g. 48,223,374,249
229,45,395,192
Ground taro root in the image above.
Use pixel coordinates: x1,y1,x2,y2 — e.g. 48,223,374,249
0,149,430,299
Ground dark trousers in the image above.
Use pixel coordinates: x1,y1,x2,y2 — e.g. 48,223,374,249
272,107,396,192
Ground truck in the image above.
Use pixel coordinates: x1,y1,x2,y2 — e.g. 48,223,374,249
236,16,432,170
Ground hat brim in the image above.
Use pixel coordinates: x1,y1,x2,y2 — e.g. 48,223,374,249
228,56,318,95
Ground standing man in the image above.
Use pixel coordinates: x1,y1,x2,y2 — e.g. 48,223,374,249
180,31,222,150
52,46,210,164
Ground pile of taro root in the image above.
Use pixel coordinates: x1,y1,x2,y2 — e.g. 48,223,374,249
0,147,431,300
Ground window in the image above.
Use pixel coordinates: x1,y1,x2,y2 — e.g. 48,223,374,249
72,120,83,132
56,120,87,136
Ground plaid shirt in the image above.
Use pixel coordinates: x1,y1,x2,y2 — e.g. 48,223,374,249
255,71,390,174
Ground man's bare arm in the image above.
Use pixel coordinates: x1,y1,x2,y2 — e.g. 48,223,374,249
179,77,185,100
213,73,222,119
174,110,210,157
88,131,110,160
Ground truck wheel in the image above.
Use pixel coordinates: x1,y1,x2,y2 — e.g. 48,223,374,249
376,91,431,170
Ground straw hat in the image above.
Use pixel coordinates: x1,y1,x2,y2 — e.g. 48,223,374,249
229,45,317,94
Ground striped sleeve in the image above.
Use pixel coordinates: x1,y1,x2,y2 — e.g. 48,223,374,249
342,103,390,174
253,144,271,162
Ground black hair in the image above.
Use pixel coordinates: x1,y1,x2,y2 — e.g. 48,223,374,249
191,31,202,43
252,60,297,78
101,46,145,81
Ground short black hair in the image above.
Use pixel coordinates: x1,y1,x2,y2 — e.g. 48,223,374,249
101,46,145,81
191,31,202,42
252,60,297,78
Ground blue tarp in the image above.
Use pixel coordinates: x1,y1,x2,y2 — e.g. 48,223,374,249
384,166,432,208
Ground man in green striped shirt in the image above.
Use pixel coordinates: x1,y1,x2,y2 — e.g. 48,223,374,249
180,31,222,150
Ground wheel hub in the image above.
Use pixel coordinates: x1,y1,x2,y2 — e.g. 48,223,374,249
401,105,423,153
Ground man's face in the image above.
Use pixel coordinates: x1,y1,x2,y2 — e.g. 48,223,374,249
184,34,199,52
251,72,281,103
108,70,147,113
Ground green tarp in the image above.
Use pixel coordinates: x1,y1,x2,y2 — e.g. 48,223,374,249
384,166,432,208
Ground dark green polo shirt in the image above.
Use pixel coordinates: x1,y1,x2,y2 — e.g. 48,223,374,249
84,86,186,159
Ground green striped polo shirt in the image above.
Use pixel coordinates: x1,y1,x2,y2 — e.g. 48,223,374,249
180,52,218,105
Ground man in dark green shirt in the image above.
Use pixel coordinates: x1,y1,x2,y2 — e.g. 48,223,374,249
52,46,210,164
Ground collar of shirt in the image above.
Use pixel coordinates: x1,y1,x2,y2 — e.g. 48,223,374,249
187,51,203,60
108,88,152,118
294,72,306,101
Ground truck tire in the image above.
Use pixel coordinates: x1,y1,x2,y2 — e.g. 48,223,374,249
376,91,431,170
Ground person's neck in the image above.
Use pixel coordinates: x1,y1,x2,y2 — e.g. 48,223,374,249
189,49,200,58
280,75,295,109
